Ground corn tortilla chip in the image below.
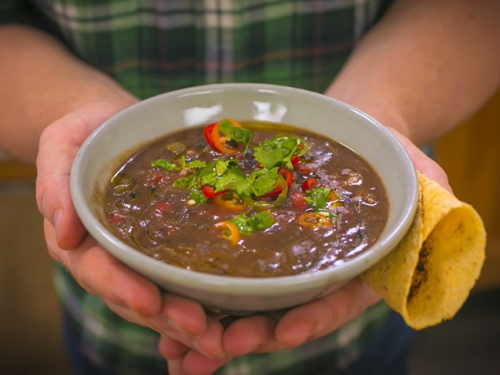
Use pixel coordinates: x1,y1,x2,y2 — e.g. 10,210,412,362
361,172,486,330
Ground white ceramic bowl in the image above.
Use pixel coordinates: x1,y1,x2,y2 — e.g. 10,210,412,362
70,83,418,314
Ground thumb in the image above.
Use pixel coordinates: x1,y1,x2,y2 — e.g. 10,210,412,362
36,111,92,249
36,100,137,249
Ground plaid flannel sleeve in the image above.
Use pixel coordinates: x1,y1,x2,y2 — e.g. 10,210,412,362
0,0,25,24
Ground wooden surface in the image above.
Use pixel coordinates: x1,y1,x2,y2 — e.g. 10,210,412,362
0,183,72,374
435,89,500,291
0,160,36,182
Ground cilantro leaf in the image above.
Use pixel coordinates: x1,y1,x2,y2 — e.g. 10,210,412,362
304,187,331,210
218,119,252,152
228,215,251,234
173,159,237,190
172,174,197,189
273,136,310,156
228,212,275,235
215,166,252,195
173,161,218,189
247,211,276,232
151,159,179,171
215,160,230,175
152,156,187,171
253,136,308,170
199,160,236,187
253,139,283,169
248,167,279,197
189,188,208,204
186,160,207,169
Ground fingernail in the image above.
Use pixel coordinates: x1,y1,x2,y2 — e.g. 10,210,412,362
53,208,63,232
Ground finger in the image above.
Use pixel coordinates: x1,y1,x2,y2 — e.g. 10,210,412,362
164,314,226,360
387,127,452,193
163,294,208,336
107,295,225,361
106,301,199,347
163,313,227,360
110,295,226,360
191,317,226,360
275,278,380,348
46,220,162,316
159,335,190,360
36,101,133,250
36,112,95,249
167,358,186,375
223,315,282,356
182,350,231,375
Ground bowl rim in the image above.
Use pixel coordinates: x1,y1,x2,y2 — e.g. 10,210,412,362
70,82,418,295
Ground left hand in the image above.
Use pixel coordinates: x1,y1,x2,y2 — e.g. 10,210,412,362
158,129,452,374
35,101,228,371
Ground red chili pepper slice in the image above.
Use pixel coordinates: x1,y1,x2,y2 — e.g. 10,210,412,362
242,175,288,208
146,171,163,184
280,168,293,186
212,119,244,155
154,201,173,214
290,191,307,209
298,212,331,228
213,221,240,246
261,168,293,197
201,185,227,198
302,177,319,192
213,191,249,212
291,155,300,166
204,123,219,151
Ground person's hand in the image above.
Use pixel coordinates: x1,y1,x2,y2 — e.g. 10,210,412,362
35,100,229,370
157,128,453,375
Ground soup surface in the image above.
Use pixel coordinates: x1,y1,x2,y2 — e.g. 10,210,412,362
103,120,389,277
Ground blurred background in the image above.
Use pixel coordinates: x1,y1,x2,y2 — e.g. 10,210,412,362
1,92,500,374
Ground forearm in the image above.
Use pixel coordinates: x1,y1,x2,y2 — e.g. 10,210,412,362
0,25,136,163
326,0,500,146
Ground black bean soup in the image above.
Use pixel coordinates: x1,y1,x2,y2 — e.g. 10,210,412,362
103,120,389,277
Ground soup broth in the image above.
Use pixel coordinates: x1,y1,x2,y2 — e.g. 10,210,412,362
103,121,389,277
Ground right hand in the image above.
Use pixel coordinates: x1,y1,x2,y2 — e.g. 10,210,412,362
35,101,229,370
157,124,455,375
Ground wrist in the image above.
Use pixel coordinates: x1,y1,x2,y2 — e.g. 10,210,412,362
324,82,414,145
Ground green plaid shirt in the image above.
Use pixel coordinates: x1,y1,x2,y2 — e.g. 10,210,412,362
2,0,395,374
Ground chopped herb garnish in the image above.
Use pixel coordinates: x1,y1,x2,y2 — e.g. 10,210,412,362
189,188,208,204
218,119,252,152
304,187,331,210
151,159,179,171
228,211,275,235
247,167,279,197
215,159,230,175
152,156,186,171
253,139,283,169
215,166,251,195
199,160,237,187
186,160,207,169
179,156,186,169
253,136,308,170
